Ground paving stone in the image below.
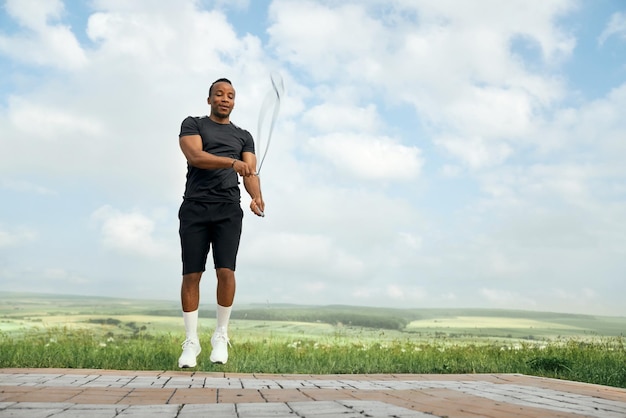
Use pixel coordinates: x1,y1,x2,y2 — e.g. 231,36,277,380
260,388,311,403
168,387,217,404
65,404,128,411
178,403,237,418
50,404,127,418
340,400,434,417
240,402,297,417
272,380,307,389
288,400,359,416
0,402,71,418
0,409,66,418
51,412,118,418
238,379,284,390
2,402,73,409
455,382,626,417
116,404,181,417
204,378,243,389
164,377,207,389
217,388,265,403
2,369,626,418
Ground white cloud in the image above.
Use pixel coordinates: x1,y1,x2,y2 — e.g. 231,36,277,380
599,11,626,45
1,179,56,196
42,268,90,285
387,284,426,301
417,0,576,59
436,135,513,169
546,84,626,160
0,0,87,69
91,205,173,258
387,284,404,299
268,1,386,81
4,0,65,29
85,2,258,77
307,133,422,180
303,103,380,134
213,0,250,11
553,287,597,302
398,232,422,251
243,231,365,279
268,0,572,173
480,288,537,308
8,97,103,140
0,226,37,248
445,86,535,138
303,281,327,295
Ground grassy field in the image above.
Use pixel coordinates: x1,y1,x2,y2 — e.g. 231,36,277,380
3,292,625,340
1,292,625,388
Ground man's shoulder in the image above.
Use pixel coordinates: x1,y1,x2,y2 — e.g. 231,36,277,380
180,115,205,127
229,121,252,137
182,115,207,123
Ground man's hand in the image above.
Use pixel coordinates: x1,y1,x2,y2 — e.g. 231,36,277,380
250,196,265,217
232,160,255,177
241,151,263,216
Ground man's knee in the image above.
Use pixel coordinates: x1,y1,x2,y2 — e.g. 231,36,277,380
216,268,235,282
182,272,203,285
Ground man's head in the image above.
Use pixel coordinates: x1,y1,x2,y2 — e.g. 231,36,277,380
208,78,235,122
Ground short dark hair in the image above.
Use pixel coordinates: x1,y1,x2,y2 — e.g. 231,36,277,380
208,78,232,97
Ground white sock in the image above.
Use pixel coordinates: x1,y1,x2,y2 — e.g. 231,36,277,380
216,304,232,332
183,310,199,341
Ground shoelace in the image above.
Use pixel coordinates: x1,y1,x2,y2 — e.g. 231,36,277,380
213,333,231,347
181,339,198,350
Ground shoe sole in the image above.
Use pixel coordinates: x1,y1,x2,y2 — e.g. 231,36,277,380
209,355,227,364
179,362,197,368
178,357,198,368
179,349,201,368
178,347,202,369
210,353,228,364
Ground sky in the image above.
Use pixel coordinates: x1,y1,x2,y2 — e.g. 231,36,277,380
1,0,625,316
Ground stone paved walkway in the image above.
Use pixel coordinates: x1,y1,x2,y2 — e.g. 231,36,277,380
1,368,625,417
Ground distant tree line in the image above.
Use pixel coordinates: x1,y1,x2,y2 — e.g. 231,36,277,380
145,308,409,330
231,308,408,330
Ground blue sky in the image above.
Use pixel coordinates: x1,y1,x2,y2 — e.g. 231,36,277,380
1,0,625,316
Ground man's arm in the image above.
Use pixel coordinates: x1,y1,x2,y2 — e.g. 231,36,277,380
241,151,265,216
179,135,254,176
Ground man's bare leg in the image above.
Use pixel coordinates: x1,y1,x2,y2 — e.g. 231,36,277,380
211,268,236,364
181,272,203,312
178,272,203,368
216,267,236,307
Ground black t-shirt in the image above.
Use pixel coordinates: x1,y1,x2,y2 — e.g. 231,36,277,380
179,116,255,203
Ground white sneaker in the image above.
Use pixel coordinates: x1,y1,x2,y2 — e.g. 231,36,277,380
178,338,201,368
210,327,231,364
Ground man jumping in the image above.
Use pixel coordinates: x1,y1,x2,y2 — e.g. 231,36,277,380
176,78,264,367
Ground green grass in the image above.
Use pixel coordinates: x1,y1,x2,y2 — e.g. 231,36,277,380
1,328,625,389
1,292,626,389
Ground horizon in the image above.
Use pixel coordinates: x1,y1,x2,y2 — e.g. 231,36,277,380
2,290,625,319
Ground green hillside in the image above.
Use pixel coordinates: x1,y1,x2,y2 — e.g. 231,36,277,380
1,292,624,340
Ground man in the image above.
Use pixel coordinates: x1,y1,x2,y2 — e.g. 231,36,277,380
177,78,264,368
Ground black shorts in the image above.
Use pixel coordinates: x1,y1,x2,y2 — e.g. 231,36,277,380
178,200,243,274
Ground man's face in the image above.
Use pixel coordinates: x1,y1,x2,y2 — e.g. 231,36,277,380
208,82,235,119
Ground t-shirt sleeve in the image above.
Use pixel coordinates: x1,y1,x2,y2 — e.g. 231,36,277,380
179,116,199,137
242,129,255,154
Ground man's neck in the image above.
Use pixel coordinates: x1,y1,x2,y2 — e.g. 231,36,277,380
209,114,230,124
